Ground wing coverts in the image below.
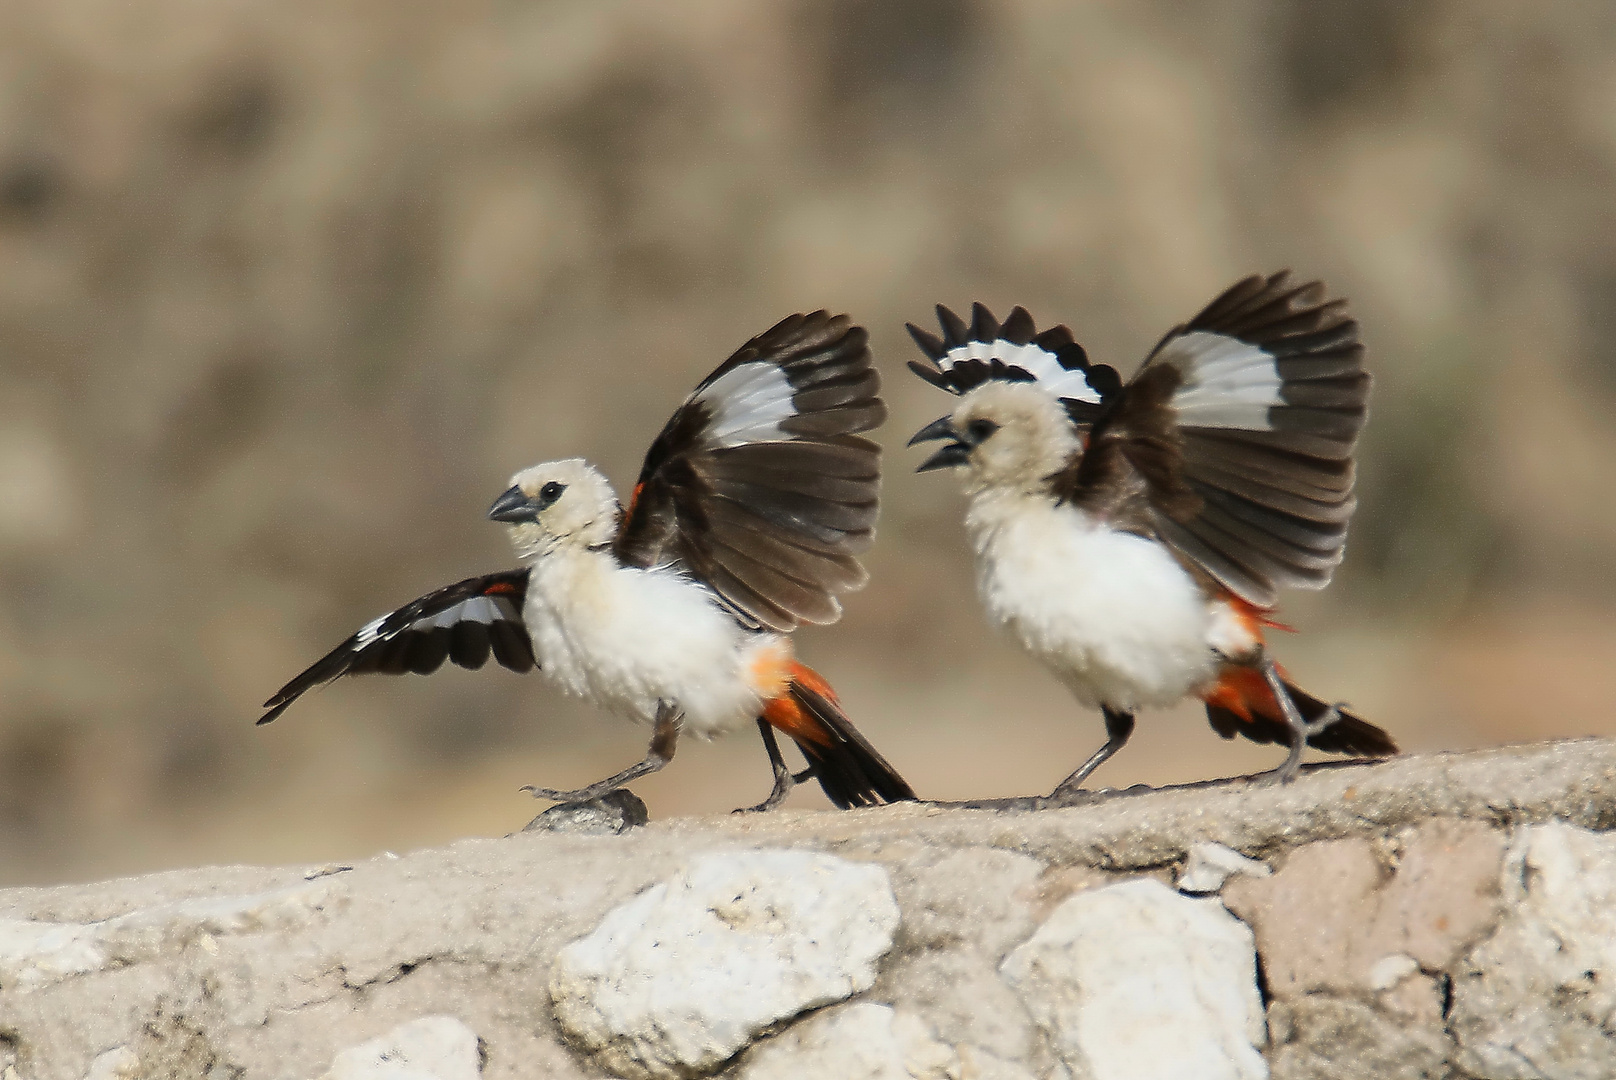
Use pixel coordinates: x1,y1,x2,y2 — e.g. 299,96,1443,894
615,312,886,631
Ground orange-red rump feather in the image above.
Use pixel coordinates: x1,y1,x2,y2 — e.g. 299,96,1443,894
761,661,838,748
1201,664,1282,725
1200,663,1397,757
759,661,915,806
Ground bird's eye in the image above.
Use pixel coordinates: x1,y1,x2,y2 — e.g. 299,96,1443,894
966,418,1000,443
537,480,566,507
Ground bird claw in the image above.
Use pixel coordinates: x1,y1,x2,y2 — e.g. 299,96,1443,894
521,782,626,804
731,766,816,814
1297,702,1346,738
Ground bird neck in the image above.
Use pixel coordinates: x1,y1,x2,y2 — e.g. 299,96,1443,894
965,484,1046,534
522,537,617,587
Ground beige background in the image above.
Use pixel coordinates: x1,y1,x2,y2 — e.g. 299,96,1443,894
2,0,1614,886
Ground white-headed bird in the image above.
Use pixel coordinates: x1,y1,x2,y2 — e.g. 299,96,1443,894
906,272,1396,793
262,312,914,811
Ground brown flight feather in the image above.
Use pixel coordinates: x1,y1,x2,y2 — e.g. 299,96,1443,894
613,312,884,631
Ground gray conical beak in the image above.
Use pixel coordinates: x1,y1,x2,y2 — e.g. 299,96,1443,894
907,416,959,447
909,417,971,472
488,485,538,523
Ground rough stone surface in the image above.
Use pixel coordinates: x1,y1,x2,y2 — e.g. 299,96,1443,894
1178,842,1273,894
2,741,1616,1079
738,1003,963,1080
1001,877,1267,1080
1222,818,1506,999
1450,822,1616,1079
524,791,649,837
316,1017,484,1080
1264,996,1453,1080
0,878,340,991
549,849,900,1080
79,1049,139,1080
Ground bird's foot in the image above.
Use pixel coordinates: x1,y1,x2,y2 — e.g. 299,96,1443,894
733,767,815,814
522,778,640,805
1254,701,1347,785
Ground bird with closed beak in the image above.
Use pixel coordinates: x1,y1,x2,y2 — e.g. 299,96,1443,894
261,312,915,811
906,272,1397,794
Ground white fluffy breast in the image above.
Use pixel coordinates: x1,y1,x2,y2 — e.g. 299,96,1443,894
964,493,1220,710
521,548,782,738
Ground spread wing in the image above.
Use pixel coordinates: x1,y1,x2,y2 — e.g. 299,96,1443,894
612,312,884,632
1057,271,1369,607
906,302,1121,426
259,569,536,724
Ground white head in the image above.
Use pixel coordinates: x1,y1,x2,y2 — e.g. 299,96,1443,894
487,458,619,558
909,381,1081,496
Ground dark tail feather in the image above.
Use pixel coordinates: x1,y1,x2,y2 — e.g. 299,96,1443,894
781,681,916,808
1206,676,1398,757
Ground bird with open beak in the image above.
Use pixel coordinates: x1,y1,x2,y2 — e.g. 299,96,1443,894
260,312,914,812
906,272,1397,794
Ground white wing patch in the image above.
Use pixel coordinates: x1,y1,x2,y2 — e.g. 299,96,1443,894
354,594,522,647
938,340,1101,404
1155,331,1282,430
423,594,520,629
696,361,796,447
354,614,390,647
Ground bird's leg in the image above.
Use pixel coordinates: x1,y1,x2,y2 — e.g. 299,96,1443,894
733,719,815,813
1049,706,1136,800
1254,656,1345,785
522,702,682,803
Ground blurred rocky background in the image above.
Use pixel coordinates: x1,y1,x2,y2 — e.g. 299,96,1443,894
2,0,1614,886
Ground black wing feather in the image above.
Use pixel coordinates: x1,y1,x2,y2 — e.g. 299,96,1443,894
1141,271,1370,606
1053,271,1370,607
259,569,535,724
613,312,884,631
905,303,1118,425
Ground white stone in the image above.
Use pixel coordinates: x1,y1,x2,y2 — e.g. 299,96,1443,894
953,1046,1047,1080
82,1047,139,1080
315,1016,483,1080
1177,843,1272,895
0,880,339,992
0,919,106,991
550,848,900,1080
1452,822,1616,1078
741,1002,960,1080
1000,877,1267,1080
1366,953,1420,991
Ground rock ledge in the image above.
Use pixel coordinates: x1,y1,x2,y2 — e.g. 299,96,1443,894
4,739,1616,1080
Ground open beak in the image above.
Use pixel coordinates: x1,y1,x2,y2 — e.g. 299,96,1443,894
908,417,972,472
488,485,539,523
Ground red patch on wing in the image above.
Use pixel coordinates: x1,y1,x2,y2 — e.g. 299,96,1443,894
482,582,519,596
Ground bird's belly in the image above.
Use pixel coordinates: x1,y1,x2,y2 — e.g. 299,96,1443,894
523,564,771,739
978,520,1217,711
